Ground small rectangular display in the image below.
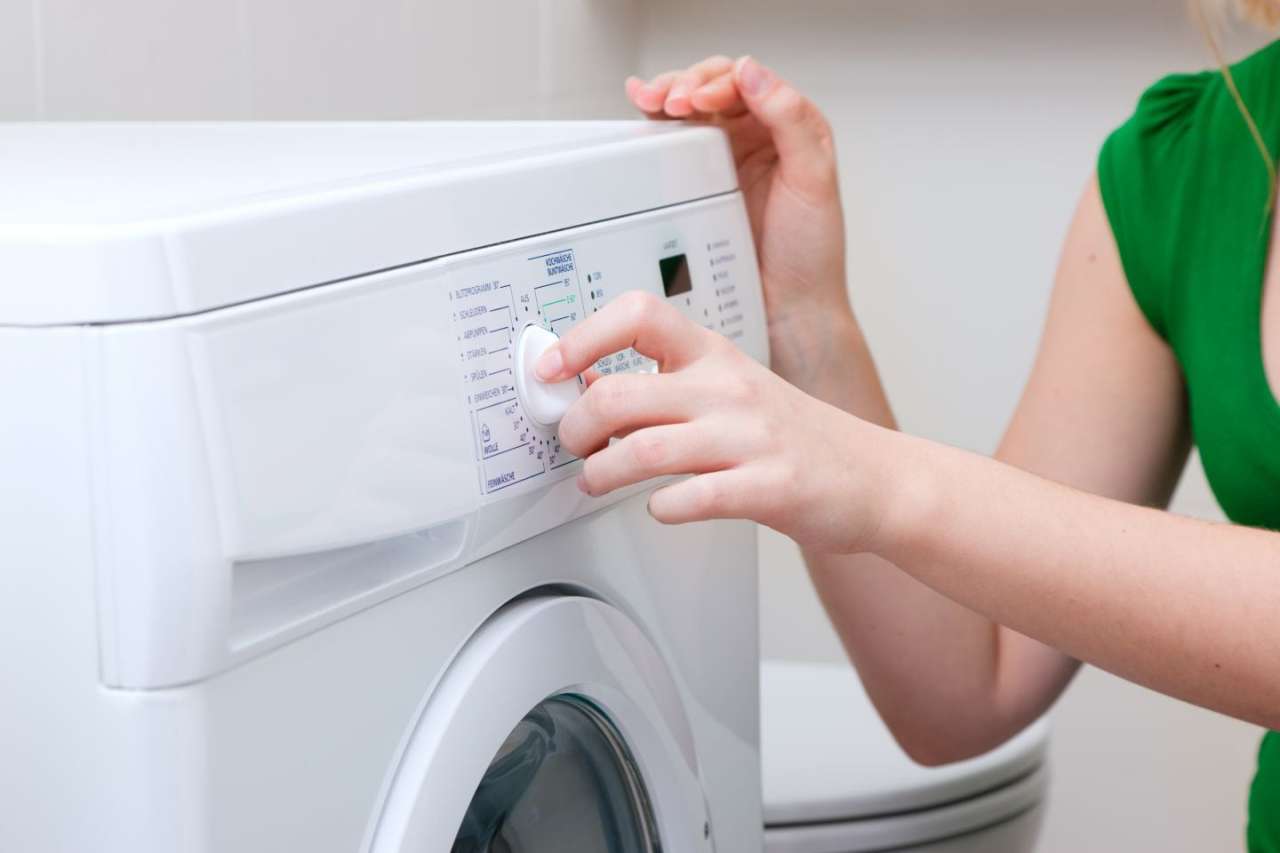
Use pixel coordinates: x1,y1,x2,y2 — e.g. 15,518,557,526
659,254,692,298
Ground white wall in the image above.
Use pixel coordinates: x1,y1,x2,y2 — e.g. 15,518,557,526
0,0,639,120
0,1,1268,849
638,1,1265,850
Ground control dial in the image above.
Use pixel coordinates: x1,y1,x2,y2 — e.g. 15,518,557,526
514,325,581,429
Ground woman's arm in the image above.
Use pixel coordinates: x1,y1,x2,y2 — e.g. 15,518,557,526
802,180,1193,763
876,419,1280,734
542,252,1280,743
613,57,1210,760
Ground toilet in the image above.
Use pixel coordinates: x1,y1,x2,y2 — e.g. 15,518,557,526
762,660,1050,852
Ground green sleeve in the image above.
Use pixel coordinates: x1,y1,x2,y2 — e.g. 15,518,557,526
1097,72,1210,341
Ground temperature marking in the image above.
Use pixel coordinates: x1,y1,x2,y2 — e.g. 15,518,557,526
484,442,530,461
476,396,517,413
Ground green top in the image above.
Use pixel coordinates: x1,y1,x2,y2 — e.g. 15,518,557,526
1099,41,1280,851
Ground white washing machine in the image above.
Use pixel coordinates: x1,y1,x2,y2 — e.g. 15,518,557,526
0,122,768,852
762,661,1050,852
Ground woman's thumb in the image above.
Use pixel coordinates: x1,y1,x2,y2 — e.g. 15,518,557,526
732,56,836,192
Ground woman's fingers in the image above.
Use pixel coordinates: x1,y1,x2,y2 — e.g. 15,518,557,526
624,77,661,118
627,57,835,195
544,291,719,458
626,77,677,120
664,55,734,117
647,468,759,524
627,56,736,118
730,56,837,200
627,71,680,114
690,71,747,117
557,371,695,458
537,290,710,382
578,421,734,497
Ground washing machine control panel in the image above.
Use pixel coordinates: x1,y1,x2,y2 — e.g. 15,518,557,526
447,196,763,501
86,192,763,689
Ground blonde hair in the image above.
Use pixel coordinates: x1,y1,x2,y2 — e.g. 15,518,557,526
1204,0,1280,26
1198,0,1279,213
1235,0,1280,27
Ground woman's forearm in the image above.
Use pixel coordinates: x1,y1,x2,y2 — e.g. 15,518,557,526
802,548,1053,763
773,312,1051,761
545,280,1264,747
875,430,1280,731
767,308,896,429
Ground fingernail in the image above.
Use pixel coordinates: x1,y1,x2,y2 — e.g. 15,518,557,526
576,473,591,495
738,56,772,97
535,345,563,380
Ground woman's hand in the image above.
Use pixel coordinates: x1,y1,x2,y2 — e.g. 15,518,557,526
627,56,889,423
536,291,898,553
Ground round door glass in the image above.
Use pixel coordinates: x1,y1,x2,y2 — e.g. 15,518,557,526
451,695,661,852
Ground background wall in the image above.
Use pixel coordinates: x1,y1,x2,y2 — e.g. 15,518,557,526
0,1,1267,849
0,0,641,119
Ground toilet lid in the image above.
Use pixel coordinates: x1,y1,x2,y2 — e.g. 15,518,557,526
761,660,1049,825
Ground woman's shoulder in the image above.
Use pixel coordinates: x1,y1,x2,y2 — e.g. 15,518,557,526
1097,39,1280,341
1131,68,1214,131
1227,36,1280,106
1111,40,1280,151
1111,39,1280,154
1100,39,1280,222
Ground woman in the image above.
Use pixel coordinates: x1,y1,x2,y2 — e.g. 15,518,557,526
535,3,1280,848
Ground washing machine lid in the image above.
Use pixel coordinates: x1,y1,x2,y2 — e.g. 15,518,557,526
0,121,735,325
761,660,1049,825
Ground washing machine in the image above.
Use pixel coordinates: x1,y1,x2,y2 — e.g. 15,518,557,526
0,122,767,852
762,661,1050,852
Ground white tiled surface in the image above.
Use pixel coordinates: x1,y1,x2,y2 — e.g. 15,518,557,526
411,1,542,118
539,0,637,101
243,0,423,118
3,0,638,119
37,0,246,118
0,0,39,118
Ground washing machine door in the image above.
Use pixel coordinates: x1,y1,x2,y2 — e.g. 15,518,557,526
367,595,715,853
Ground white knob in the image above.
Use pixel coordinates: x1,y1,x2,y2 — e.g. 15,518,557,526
514,325,581,429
